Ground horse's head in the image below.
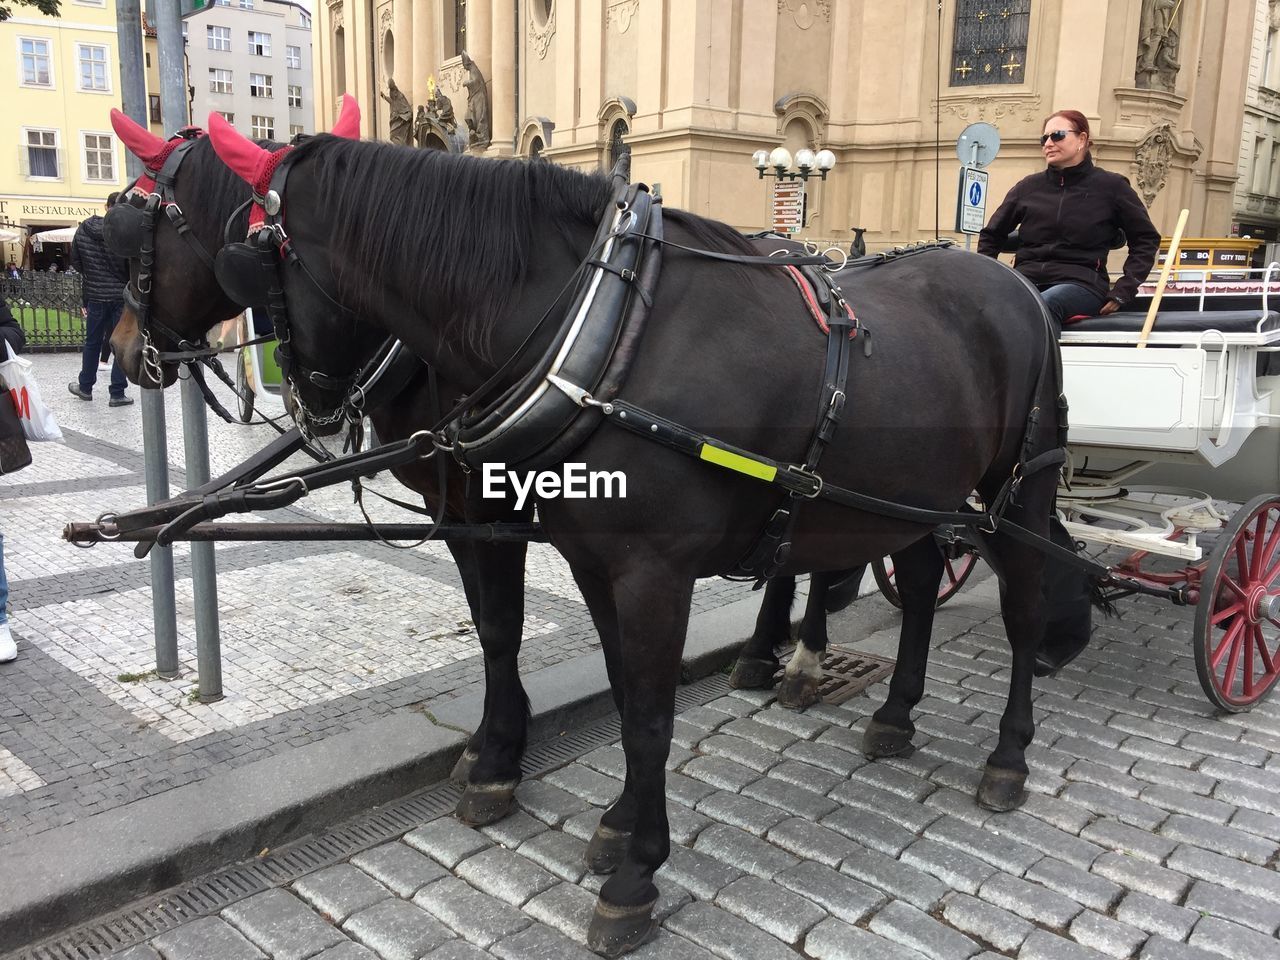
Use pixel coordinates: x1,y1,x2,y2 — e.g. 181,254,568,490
206,97,391,437
105,111,251,388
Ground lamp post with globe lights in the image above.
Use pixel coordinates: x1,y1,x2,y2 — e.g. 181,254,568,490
750,147,836,236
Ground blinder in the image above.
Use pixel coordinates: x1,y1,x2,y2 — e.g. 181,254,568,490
214,235,274,309
103,199,146,259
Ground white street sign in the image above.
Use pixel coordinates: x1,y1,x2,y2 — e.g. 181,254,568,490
957,166,988,235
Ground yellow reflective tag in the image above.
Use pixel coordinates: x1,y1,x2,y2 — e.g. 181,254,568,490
699,443,777,482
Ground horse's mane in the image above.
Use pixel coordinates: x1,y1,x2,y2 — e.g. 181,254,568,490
289,136,763,355
185,136,287,247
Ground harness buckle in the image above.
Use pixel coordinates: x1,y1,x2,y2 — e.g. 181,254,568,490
783,464,824,499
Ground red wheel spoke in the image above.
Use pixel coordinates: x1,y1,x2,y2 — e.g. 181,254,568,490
1244,625,1256,699
1210,599,1245,626
1254,623,1276,675
1234,535,1251,582
1264,556,1280,587
1255,516,1280,581
1211,617,1245,670
943,558,957,585
1222,624,1245,695
1218,574,1249,604
1248,512,1275,579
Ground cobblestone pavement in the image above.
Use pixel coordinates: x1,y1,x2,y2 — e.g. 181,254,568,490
53,574,1280,960
0,353,749,841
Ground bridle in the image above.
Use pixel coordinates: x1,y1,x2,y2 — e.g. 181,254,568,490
215,144,422,447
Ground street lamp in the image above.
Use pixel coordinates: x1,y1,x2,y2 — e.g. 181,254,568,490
751,146,837,181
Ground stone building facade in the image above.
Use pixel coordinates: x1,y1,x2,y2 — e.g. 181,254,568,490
312,0,1254,251
1237,0,1280,259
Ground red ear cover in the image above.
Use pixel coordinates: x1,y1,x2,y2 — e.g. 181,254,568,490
206,110,274,188
110,109,168,166
330,94,361,139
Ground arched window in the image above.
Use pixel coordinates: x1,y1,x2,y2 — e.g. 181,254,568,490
608,118,629,169
445,0,467,58
529,136,544,161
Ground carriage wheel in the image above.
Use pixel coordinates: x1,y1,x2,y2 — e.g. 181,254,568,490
235,350,255,424
1193,494,1280,712
872,548,979,609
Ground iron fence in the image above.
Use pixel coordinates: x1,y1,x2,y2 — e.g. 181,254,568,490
2,271,85,351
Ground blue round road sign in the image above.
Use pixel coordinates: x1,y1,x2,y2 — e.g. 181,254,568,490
968,181,983,206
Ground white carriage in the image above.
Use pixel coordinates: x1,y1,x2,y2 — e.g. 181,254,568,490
1056,265,1280,710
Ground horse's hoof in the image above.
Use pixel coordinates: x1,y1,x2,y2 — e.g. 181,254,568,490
450,747,480,786
728,657,778,690
454,780,518,826
586,898,659,958
862,719,915,759
977,765,1028,812
585,824,631,875
777,674,821,710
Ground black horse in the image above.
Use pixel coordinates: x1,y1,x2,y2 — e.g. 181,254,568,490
102,107,848,826
207,116,1073,956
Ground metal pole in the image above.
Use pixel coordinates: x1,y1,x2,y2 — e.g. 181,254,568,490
115,0,147,181
157,0,224,701
141,389,180,678
118,0,179,674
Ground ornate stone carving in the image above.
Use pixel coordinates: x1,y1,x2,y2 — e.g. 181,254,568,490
377,7,391,69
328,0,343,29
1136,0,1181,92
530,2,556,59
777,0,831,29
1135,122,1174,207
606,0,639,32
936,95,1041,123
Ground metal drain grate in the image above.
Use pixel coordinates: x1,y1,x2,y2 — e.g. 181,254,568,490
777,644,895,705
6,672,735,960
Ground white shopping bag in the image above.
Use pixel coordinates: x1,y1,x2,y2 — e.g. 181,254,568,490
0,342,63,441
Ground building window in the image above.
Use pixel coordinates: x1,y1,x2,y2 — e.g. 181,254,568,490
289,123,304,138
210,68,233,94
218,111,235,124
149,94,162,123
19,38,52,87
207,25,231,51
77,43,109,91
251,115,275,139
950,0,1030,86
238,0,253,7
288,84,302,107
444,0,466,58
1255,137,1269,194
248,31,271,56
83,132,115,182
145,52,151,68
286,44,301,68
608,119,630,169
300,12,310,29
250,73,273,97
214,0,230,5
23,129,59,179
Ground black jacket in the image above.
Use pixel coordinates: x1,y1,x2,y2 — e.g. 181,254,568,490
70,215,129,304
977,154,1161,305
0,300,24,356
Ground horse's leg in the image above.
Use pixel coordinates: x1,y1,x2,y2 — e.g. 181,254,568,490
727,576,793,690
777,573,832,709
568,565,634,876
976,479,1053,812
447,538,531,826
587,568,694,958
864,540,945,758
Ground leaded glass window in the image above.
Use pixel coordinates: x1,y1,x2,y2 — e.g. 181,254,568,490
951,1,1030,86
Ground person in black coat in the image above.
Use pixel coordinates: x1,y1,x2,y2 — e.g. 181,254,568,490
978,109,1162,326
0,299,20,662
68,193,133,406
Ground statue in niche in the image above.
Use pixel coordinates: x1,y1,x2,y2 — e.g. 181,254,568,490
460,51,491,147
380,77,413,145
1136,0,1181,91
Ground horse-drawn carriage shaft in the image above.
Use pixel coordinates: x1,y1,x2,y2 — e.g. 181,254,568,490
196,111,1078,955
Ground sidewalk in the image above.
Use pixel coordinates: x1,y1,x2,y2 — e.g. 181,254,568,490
5,354,1280,960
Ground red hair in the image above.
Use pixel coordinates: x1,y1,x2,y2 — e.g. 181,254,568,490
1044,110,1090,145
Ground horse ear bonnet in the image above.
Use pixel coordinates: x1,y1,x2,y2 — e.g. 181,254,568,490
103,201,146,259
214,237,272,309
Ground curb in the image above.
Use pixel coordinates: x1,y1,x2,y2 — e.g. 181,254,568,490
0,589,765,955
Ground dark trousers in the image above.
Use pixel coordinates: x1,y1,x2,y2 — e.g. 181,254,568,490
79,301,127,399
1037,282,1107,328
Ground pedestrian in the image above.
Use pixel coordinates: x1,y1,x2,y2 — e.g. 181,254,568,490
68,193,133,406
0,298,24,663
977,109,1161,327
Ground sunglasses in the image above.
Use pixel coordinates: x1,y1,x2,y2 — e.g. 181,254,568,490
1040,129,1077,146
